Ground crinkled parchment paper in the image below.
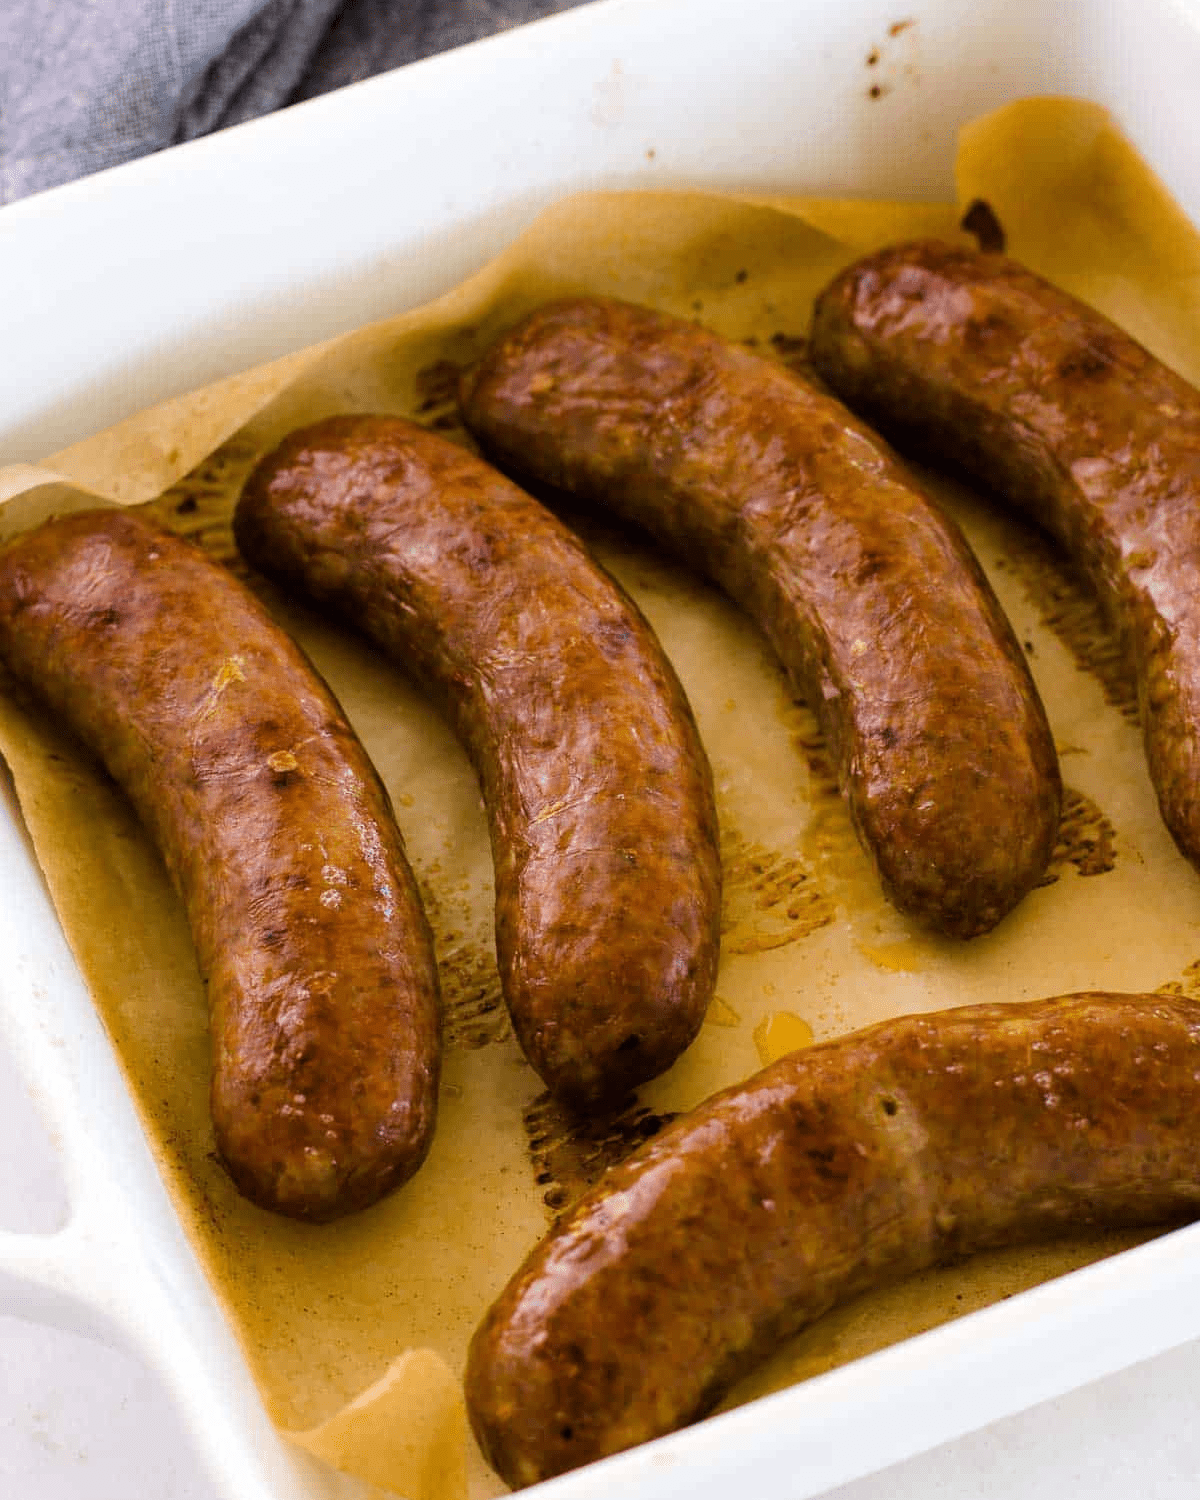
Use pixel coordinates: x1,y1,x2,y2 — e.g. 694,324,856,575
3,96,1200,1500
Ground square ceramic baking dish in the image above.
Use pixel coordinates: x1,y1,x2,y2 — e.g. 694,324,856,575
4,1,1200,1497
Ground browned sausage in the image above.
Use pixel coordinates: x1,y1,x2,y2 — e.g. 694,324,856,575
233,415,721,1108
0,508,441,1222
466,990,1200,1487
458,296,1062,939
810,239,1200,875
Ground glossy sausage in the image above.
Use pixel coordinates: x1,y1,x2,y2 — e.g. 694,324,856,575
234,415,722,1107
810,238,1200,874
466,990,1200,1486
458,296,1061,939
0,508,441,1221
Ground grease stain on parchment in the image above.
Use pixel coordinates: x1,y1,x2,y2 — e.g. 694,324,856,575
413,358,471,439
704,994,742,1028
994,535,1138,721
767,331,814,378
417,876,509,1053
780,694,886,920
145,436,261,575
753,1010,814,1065
1155,958,1200,999
522,1091,679,1219
855,939,927,973
1038,786,1118,884
720,822,835,954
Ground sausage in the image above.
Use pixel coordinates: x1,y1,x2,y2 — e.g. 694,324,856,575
233,415,722,1107
457,296,1062,939
466,990,1200,1487
809,239,1200,875
0,508,441,1222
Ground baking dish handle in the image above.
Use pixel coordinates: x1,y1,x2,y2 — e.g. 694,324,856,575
0,1212,337,1500
0,1220,128,1342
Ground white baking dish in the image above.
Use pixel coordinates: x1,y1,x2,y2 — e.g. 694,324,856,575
4,1,1200,1497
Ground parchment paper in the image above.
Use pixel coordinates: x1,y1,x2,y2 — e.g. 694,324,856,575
3,96,1200,1500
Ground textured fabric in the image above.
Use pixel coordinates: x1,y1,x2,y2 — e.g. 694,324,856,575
172,0,344,141
1,0,594,205
285,0,592,105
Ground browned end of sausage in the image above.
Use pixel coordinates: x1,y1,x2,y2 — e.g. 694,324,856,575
465,991,1200,1486
0,508,441,1221
458,296,1062,939
235,415,722,1107
810,239,1200,877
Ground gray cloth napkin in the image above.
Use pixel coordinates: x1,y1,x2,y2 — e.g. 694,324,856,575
2,0,593,205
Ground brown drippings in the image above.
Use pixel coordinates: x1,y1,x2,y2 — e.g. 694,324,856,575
417,883,509,1052
412,358,472,444
414,359,465,414
768,331,811,377
768,331,843,403
438,935,508,1052
146,436,261,576
1038,786,1118,884
960,197,1007,254
1002,532,1138,720
1155,958,1200,998
783,696,873,893
720,824,835,954
522,1092,679,1219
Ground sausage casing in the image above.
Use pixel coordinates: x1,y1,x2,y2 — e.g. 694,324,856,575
0,508,441,1221
458,296,1062,939
810,239,1200,873
234,415,722,1107
466,991,1200,1487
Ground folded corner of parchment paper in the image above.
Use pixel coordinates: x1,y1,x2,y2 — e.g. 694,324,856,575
288,1350,469,1500
3,95,1200,1500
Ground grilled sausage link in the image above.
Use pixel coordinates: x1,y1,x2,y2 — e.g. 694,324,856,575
234,415,721,1108
458,297,1061,939
810,239,1200,874
0,508,441,1221
467,991,1200,1487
